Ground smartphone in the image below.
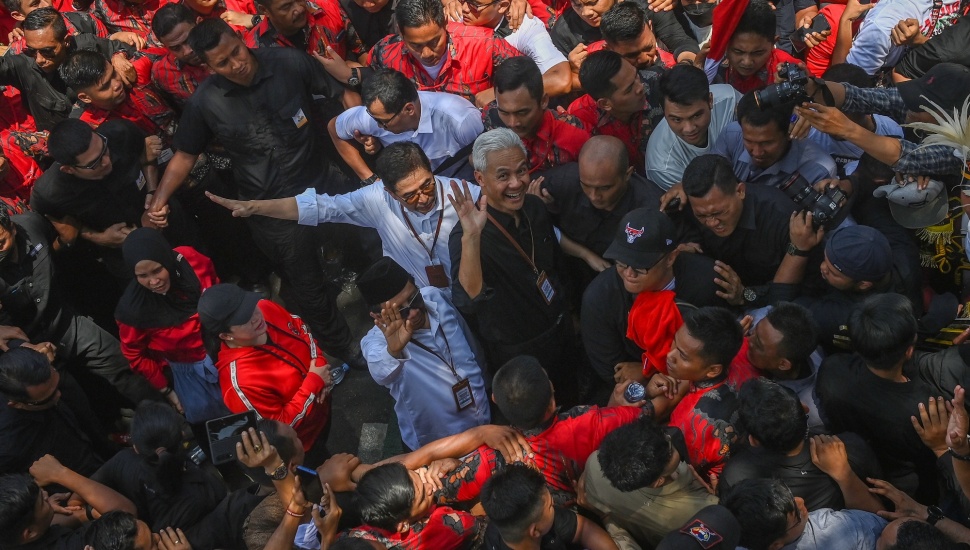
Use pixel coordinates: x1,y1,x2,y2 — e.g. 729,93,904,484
796,14,832,41
295,465,324,505
205,410,258,465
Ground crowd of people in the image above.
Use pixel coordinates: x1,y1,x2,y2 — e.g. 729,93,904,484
1,0,970,545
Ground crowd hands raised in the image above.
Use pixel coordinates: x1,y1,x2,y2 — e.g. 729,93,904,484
1,0,970,546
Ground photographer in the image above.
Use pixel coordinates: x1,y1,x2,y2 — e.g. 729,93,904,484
793,63,970,178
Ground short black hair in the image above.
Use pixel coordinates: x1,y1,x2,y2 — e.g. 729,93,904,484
601,1,647,44
23,7,66,38
887,519,952,550
491,356,552,430
737,91,794,133
732,0,775,42
579,50,623,100
660,64,710,106
763,302,818,369
83,511,139,550
721,478,794,550
395,0,444,30
597,417,672,491
48,118,94,166
151,3,196,39
683,307,743,369
737,378,806,452
822,63,873,88
257,418,300,466
187,17,236,63
0,474,40,547
849,293,918,372
355,463,416,531
362,69,419,115
0,347,53,402
682,154,738,198
375,142,432,191
494,56,543,103
480,464,547,543
3,0,23,15
58,49,109,92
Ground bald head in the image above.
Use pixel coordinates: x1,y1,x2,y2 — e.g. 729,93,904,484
578,135,633,211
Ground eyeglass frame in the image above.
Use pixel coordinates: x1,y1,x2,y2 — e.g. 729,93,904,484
397,178,437,205
461,0,502,11
370,106,405,129
614,253,670,277
73,133,109,170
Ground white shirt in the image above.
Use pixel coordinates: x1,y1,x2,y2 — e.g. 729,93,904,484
847,0,963,74
780,508,886,550
645,84,741,190
295,178,481,291
361,286,490,450
501,15,568,74
334,91,484,170
808,114,903,175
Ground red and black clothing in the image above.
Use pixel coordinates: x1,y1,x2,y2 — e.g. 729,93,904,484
74,84,177,146
151,56,210,109
717,48,800,95
245,0,364,60
92,0,170,38
346,505,486,550
482,107,590,173
7,11,109,55
369,21,521,103
216,300,331,450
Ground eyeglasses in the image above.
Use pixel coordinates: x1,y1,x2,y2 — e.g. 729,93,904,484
615,254,668,276
73,133,109,170
23,45,59,59
783,485,803,533
462,0,500,11
398,179,436,205
372,107,404,129
397,290,424,318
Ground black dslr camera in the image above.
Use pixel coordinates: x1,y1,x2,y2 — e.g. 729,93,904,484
778,172,845,228
754,62,809,109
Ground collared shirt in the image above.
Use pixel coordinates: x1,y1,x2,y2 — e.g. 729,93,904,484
296,178,478,290
74,84,177,146
499,15,566,73
678,187,791,287
567,67,665,173
483,108,590,173
583,451,719,548
173,47,343,200
449,195,565,346
151,55,211,109
841,84,964,176
542,167,663,255
334,91,483,170
245,0,364,60
6,12,108,55
92,0,167,37
369,21,521,103
782,509,886,550
713,121,837,188
360,286,490,450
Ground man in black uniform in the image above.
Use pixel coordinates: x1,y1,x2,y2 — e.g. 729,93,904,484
149,18,362,366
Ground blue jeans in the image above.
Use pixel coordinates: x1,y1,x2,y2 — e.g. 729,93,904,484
169,356,229,424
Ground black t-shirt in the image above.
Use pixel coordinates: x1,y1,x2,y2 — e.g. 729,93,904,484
895,16,970,79
0,400,103,477
483,506,578,550
339,0,397,50
719,432,882,511
19,523,88,550
30,119,148,230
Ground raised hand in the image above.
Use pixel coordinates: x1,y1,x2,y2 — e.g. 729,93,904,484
947,385,969,454
810,434,851,480
448,179,487,237
713,261,745,306
913,396,950,456
206,191,258,217
372,299,415,357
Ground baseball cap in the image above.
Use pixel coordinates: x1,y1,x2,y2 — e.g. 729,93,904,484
824,225,893,282
357,257,413,307
872,179,948,229
897,63,970,114
604,208,677,269
197,283,262,333
656,505,740,550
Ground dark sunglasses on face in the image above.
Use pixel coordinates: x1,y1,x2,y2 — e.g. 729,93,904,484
74,133,109,170
23,45,58,58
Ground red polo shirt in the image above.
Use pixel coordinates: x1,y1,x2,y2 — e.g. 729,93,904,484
483,107,590,172
245,0,364,60
369,21,521,103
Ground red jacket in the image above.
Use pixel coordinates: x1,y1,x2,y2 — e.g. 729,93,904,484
116,247,218,390
216,300,331,450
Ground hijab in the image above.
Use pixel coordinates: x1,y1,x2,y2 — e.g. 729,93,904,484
115,228,202,329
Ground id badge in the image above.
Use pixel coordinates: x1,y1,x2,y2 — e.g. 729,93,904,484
158,148,174,164
536,271,555,305
452,379,474,412
292,108,308,128
426,264,449,288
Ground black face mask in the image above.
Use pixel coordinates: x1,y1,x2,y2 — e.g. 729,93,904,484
683,2,715,27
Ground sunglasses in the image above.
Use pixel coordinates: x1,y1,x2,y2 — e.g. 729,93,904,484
462,0,501,10
372,107,404,129
398,179,436,205
397,291,424,318
23,45,58,59
73,133,109,170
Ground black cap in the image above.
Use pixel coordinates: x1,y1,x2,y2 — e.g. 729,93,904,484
604,208,677,269
824,225,892,282
357,257,414,307
897,63,970,114
197,284,262,333
656,505,741,550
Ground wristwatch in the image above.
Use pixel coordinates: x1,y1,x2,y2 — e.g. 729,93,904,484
266,461,288,480
786,242,811,257
347,67,362,88
926,505,944,526
360,174,379,187
743,287,758,303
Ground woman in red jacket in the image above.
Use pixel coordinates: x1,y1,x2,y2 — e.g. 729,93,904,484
115,228,229,423
198,284,333,451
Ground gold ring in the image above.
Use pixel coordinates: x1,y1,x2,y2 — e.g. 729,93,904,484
253,445,262,452
175,541,181,545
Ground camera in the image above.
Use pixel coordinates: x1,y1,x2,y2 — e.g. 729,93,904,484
778,172,845,228
754,63,809,109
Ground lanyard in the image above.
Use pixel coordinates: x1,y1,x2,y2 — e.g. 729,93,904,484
400,183,445,262
486,212,539,275
408,328,461,382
